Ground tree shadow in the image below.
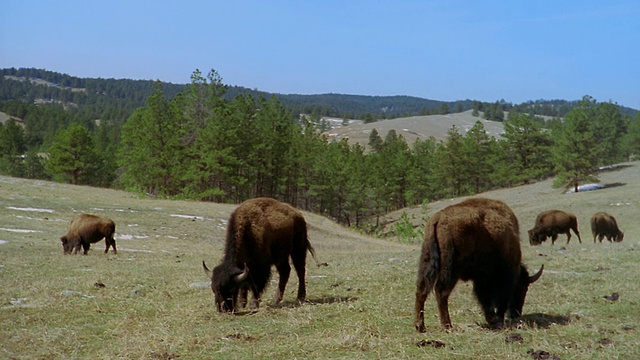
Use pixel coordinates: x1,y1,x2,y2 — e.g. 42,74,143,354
602,182,626,189
597,164,632,174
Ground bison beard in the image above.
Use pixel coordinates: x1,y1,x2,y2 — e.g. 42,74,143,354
203,198,315,312
60,214,117,255
414,198,543,333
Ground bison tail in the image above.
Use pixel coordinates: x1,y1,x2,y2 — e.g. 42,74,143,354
425,223,441,282
307,241,316,260
419,221,441,287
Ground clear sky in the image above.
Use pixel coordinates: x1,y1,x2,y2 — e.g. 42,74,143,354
1,1,639,109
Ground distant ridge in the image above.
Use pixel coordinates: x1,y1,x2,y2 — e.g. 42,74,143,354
1,67,638,122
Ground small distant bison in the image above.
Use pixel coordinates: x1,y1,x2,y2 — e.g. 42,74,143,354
591,212,624,243
528,210,582,245
60,214,117,255
203,198,315,312
414,198,543,332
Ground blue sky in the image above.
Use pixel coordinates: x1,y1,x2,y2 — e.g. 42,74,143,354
1,1,639,109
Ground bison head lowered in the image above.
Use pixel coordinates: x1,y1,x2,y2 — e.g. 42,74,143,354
203,261,249,312
203,197,315,313
509,264,544,319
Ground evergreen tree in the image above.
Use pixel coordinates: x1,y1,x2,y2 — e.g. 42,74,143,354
551,96,602,192
118,83,185,195
179,70,233,201
0,120,27,176
502,113,553,183
462,121,493,193
591,101,627,164
343,143,371,227
406,136,437,205
368,128,383,152
622,112,640,158
436,125,466,197
46,123,101,185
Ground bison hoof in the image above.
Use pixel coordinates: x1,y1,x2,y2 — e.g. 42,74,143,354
416,323,426,333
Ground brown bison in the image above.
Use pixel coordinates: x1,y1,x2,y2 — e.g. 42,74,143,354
203,198,315,312
60,214,117,255
528,210,582,245
414,198,543,332
591,212,624,243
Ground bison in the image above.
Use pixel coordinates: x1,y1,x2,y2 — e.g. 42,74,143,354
528,210,582,245
414,198,543,332
203,197,315,312
591,212,624,243
60,214,117,255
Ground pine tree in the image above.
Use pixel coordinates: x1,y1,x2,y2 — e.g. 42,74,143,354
46,123,101,185
502,113,553,183
551,96,602,192
118,83,185,195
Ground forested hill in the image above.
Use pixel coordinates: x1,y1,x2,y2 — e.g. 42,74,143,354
1,67,639,230
2,68,637,127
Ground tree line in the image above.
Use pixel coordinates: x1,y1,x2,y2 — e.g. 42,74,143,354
1,69,640,231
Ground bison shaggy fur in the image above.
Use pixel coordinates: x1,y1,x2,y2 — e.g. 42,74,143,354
414,198,543,332
528,209,582,245
203,198,315,312
60,214,116,255
591,212,624,243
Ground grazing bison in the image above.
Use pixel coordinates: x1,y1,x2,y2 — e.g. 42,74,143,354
591,212,624,243
414,198,543,332
203,198,315,312
528,210,582,245
60,214,117,255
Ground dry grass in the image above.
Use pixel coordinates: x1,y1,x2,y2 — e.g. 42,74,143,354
1,163,639,359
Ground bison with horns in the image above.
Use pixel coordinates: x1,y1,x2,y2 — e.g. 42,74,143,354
414,198,543,332
528,209,582,245
591,212,624,243
60,213,117,255
203,198,315,312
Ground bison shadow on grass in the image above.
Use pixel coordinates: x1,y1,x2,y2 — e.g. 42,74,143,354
515,313,571,328
477,313,571,330
213,296,358,315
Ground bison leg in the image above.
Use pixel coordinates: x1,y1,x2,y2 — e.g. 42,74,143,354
572,227,582,243
105,237,117,254
291,251,308,303
434,282,455,329
238,287,248,308
414,278,433,333
273,261,291,304
81,242,91,255
248,286,261,310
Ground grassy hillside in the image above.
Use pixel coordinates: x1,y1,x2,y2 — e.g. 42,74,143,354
1,163,639,359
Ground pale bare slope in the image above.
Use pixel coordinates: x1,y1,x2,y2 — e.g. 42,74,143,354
324,110,505,146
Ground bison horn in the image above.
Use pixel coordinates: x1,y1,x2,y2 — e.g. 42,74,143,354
202,261,213,278
234,263,249,283
529,264,544,284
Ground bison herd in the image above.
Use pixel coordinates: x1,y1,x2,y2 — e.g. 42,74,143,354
59,197,625,333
